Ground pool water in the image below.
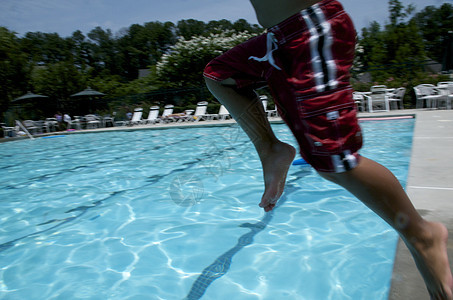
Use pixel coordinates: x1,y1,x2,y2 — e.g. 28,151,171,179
0,119,414,299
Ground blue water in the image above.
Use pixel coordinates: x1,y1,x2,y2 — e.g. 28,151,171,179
0,119,414,299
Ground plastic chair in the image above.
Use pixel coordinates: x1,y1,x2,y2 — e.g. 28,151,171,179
388,87,406,110
102,115,115,127
364,85,390,112
352,92,366,112
22,120,39,134
84,114,101,129
436,82,453,109
414,84,443,109
1,125,16,137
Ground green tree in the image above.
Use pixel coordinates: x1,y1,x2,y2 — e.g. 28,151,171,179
414,3,453,63
69,30,92,72
117,21,176,80
356,0,426,83
31,61,85,100
177,19,206,39
0,27,30,121
232,19,262,34
155,30,256,88
87,26,119,77
20,32,72,65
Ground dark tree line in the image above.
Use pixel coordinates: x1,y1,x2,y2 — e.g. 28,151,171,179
0,18,262,121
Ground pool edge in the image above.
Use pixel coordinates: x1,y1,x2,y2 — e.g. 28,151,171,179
389,110,453,300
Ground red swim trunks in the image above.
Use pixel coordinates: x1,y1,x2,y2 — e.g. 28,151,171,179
204,0,362,173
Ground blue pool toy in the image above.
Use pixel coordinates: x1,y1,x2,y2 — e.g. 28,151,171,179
292,158,309,165
41,135,66,139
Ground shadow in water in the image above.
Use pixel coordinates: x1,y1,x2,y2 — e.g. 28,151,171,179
185,167,312,300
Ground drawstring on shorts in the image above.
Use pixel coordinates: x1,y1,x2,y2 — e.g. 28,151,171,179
248,32,281,70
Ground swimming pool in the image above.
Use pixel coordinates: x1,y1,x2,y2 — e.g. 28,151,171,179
0,119,414,299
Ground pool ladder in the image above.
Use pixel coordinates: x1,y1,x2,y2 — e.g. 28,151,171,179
15,120,35,140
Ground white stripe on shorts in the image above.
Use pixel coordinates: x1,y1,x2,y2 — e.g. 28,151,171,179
301,5,338,92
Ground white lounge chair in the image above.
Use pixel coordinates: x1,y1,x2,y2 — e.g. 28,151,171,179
260,95,277,117
128,108,143,126
160,104,176,123
210,105,231,121
193,101,210,122
175,109,195,122
143,106,161,124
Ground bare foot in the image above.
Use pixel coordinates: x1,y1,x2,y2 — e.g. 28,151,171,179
406,221,453,300
258,141,296,212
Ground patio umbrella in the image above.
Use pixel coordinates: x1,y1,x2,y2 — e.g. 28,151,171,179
70,87,105,98
12,91,50,120
70,87,106,113
13,91,48,102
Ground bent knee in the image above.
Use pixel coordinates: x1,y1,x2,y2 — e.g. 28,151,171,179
205,77,232,95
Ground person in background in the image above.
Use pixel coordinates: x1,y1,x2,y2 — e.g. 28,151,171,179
126,111,133,121
63,113,71,129
203,0,453,298
54,111,64,131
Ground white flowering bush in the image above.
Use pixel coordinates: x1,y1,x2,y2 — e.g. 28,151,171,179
352,42,365,72
156,30,257,87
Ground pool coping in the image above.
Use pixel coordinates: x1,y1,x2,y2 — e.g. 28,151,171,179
1,111,418,142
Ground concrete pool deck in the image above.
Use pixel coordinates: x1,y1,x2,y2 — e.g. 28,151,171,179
2,109,452,298
384,109,453,299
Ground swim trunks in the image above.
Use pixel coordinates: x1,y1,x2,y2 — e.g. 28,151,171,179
204,0,362,173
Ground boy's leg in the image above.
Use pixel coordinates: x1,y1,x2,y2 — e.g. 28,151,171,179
319,156,453,300
205,78,296,211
